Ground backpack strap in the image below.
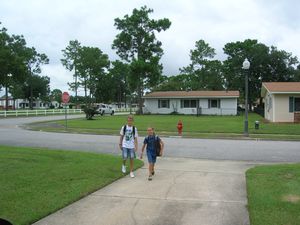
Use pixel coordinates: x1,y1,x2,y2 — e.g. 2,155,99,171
123,125,126,135
123,125,136,137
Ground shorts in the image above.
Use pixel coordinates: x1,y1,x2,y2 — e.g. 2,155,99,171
147,150,157,164
122,147,135,159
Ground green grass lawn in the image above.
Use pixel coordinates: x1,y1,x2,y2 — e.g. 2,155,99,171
28,113,300,139
246,164,300,225
0,146,143,225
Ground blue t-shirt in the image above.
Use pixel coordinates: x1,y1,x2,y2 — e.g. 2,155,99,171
144,135,160,154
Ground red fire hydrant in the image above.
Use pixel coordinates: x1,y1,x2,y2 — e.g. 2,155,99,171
177,120,183,136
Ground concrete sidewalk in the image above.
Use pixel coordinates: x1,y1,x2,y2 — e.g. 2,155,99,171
33,157,256,225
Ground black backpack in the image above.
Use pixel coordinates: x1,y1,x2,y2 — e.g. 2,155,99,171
155,135,162,156
123,125,136,136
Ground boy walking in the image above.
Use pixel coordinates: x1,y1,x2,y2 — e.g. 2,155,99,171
140,127,164,181
119,115,138,178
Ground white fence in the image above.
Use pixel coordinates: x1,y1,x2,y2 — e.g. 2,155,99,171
0,108,138,118
0,109,83,118
115,107,138,113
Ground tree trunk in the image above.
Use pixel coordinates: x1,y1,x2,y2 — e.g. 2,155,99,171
30,84,33,110
137,79,143,114
5,85,8,111
74,66,78,100
84,79,87,99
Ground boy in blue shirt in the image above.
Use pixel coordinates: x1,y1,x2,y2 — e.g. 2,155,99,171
140,127,164,180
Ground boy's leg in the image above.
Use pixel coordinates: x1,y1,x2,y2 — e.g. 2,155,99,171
148,163,153,175
122,148,127,173
129,149,135,178
152,163,155,175
148,163,153,180
130,158,134,172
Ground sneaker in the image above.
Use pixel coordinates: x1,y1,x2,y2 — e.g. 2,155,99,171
148,175,152,181
152,171,155,176
122,165,126,173
130,172,135,178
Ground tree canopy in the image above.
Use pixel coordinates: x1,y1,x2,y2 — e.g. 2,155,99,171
112,6,171,113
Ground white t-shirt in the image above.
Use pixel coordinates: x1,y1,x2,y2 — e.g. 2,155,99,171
120,125,138,149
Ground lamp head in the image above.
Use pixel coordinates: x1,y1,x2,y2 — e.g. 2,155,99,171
242,58,250,70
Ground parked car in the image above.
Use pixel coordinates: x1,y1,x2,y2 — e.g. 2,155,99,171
95,104,115,116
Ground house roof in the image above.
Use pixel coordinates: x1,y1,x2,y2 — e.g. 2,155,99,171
0,95,13,100
143,91,240,99
261,82,300,96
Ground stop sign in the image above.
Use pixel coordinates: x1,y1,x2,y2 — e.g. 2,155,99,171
62,92,70,103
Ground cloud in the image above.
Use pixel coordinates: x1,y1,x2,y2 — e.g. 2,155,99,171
1,0,300,96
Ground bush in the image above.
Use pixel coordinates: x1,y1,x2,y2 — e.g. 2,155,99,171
83,106,96,120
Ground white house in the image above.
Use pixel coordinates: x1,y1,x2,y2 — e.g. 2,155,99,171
261,82,300,122
0,95,60,110
143,90,239,115
0,95,14,110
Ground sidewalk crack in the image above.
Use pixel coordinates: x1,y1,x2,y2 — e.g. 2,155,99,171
164,171,185,199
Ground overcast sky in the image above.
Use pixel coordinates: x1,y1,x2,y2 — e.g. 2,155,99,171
1,0,300,95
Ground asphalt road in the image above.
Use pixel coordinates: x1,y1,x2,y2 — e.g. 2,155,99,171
0,115,300,162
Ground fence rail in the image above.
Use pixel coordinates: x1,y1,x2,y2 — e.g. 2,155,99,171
0,108,138,118
0,109,83,118
114,107,138,113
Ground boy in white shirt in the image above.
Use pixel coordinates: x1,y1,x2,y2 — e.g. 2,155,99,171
119,115,138,178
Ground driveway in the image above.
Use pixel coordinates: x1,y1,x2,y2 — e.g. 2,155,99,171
34,157,255,225
0,115,300,162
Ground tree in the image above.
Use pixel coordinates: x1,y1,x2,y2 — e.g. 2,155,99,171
76,46,110,103
154,74,191,91
0,23,28,109
21,75,50,105
108,60,130,106
180,40,224,90
23,47,49,109
50,89,62,107
223,39,298,109
61,40,81,100
112,6,171,113
267,46,298,82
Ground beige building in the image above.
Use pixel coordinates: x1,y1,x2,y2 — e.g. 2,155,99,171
261,82,300,122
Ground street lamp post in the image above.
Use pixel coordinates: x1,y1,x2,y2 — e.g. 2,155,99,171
5,73,12,111
242,58,250,137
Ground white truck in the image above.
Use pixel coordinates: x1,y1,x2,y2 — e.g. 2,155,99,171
95,104,115,116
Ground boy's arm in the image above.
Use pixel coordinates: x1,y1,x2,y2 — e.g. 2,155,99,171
160,140,164,155
140,144,146,159
119,135,123,150
134,137,138,152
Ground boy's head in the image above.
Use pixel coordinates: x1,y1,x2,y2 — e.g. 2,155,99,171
147,127,154,136
127,115,134,126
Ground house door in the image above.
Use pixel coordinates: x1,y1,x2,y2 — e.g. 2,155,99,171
294,98,300,122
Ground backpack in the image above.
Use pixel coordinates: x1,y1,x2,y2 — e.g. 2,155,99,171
155,135,162,157
123,125,136,136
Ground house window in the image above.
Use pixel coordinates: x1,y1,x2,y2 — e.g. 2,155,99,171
158,99,170,108
181,100,197,108
208,99,220,108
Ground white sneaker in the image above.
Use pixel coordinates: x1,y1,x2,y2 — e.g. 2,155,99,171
122,165,126,173
130,172,135,178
